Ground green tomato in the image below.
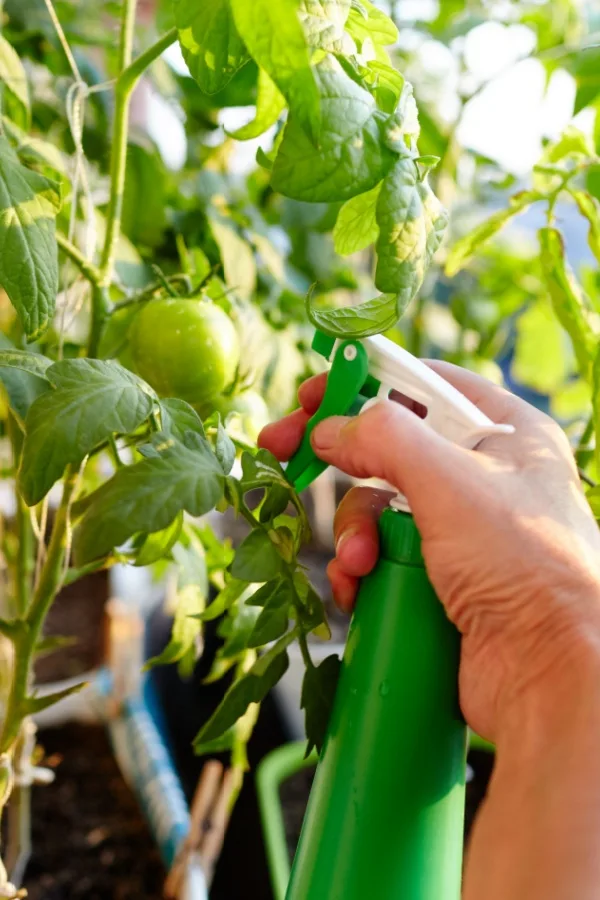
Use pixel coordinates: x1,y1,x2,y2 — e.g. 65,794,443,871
129,298,240,406
217,390,271,442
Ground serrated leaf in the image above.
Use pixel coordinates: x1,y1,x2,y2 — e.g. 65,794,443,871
229,68,285,140
272,58,396,202
24,680,87,715
231,0,320,144
306,291,398,338
160,397,205,443
299,0,352,51
345,0,398,49
174,0,250,94
19,360,156,506
209,214,256,301
194,631,296,747
570,189,600,264
231,529,286,582
0,349,52,380
134,510,184,567
445,191,540,277
0,135,60,339
0,34,30,129
375,157,448,313
301,655,341,755
73,433,225,564
334,182,382,255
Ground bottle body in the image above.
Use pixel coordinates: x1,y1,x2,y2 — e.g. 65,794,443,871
285,509,467,900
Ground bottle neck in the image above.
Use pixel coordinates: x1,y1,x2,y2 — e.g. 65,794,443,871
379,507,424,567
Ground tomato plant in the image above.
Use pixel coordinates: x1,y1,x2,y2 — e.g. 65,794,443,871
0,0,598,893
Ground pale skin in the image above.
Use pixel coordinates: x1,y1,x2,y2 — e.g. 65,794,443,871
260,362,600,900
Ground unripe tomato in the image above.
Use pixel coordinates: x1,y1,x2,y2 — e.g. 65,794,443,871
129,298,240,407
216,389,271,442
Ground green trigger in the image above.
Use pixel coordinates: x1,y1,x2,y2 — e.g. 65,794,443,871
285,340,370,492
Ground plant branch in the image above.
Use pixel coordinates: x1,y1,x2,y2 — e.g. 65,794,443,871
0,470,78,754
56,232,102,285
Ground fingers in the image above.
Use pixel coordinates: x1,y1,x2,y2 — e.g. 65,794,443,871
327,559,358,614
298,373,327,414
333,487,393,578
258,408,310,461
311,400,471,515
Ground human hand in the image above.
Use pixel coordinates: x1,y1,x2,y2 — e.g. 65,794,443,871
259,363,600,741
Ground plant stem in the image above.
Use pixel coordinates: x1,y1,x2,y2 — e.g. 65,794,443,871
576,413,595,470
98,23,177,288
56,233,102,285
7,414,33,618
0,470,78,754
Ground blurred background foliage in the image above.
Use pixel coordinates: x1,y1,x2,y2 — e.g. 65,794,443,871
1,0,599,460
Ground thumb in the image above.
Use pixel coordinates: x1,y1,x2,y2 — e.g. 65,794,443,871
311,401,473,516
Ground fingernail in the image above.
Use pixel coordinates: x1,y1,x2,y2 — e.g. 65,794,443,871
335,526,359,555
312,417,345,450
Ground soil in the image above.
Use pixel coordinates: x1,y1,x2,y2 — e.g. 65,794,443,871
278,749,495,866
25,723,165,900
34,571,109,684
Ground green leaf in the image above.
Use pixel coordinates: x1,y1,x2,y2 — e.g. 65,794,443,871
445,191,541,277
19,360,156,506
0,349,52,380
0,335,49,423
368,61,405,113
240,448,288,492
231,529,286,581
200,578,246,622
587,485,600,520
259,484,291,523
345,0,398,49
334,182,382,255
23,681,87,716
512,301,570,394
121,142,166,249
145,582,205,671
15,136,68,189
133,510,184,567
0,135,60,339
160,398,206,443
301,655,341,755
306,291,398,338
375,157,448,312
568,45,600,114
539,227,597,383
231,0,320,144
218,600,260,657
209,214,257,301
214,416,236,474
73,433,225,564
570,189,600,264
247,590,290,647
299,0,352,51
245,577,285,608
228,68,285,140
593,347,600,476
173,0,250,94
194,631,296,748
271,58,396,202
0,34,30,129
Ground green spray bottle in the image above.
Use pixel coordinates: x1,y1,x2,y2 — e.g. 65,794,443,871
283,330,513,900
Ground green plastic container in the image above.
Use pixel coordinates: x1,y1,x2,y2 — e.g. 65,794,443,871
285,508,467,900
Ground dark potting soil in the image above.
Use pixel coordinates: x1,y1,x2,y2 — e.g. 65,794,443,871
25,722,165,900
278,749,495,866
34,571,108,684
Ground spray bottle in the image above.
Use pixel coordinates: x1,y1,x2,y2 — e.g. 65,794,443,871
283,330,513,900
